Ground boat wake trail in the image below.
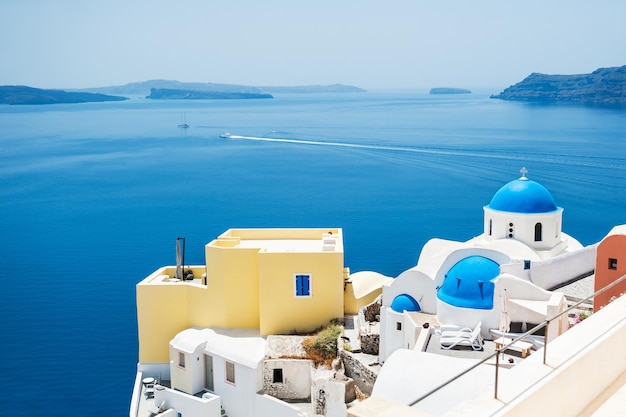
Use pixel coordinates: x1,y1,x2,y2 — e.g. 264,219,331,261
224,134,626,171
227,134,476,157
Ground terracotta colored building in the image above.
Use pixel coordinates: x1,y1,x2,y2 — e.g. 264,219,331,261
594,225,626,312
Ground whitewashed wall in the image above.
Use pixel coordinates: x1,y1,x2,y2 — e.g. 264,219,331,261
153,386,221,417
211,355,261,417
254,393,305,417
263,359,312,400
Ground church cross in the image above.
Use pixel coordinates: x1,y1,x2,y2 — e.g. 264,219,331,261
520,167,528,179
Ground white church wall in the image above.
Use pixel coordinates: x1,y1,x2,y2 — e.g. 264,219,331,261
383,269,437,313
528,244,596,289
436,248,512,285
484,207,563,250
496,275,554,301
436,301,486,332
403,313,424,350
379,308,405,363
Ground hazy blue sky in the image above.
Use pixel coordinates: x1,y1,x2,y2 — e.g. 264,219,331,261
1,0,625,90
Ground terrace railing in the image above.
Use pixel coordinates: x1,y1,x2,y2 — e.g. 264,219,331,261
408,273,626,407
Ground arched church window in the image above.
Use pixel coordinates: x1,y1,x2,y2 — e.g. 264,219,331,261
534,223,542,241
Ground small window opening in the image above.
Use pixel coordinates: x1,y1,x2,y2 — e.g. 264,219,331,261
226,361,235,384
609,258,618,270
534,223,543,242
524,260,531,270
396,322,402,331
273,368,284,383
178,352,185,368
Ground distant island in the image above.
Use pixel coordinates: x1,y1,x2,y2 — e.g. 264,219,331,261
77,80,366,97
491,66,626,106
146,88,273,100
430,87,471,94
0,85,127,105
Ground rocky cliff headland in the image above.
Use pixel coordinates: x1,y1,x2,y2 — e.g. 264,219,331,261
0,85,127,105
491,66,626,106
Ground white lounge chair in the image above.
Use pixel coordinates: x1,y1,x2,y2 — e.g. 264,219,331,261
439,322,480,339
440,322,483,351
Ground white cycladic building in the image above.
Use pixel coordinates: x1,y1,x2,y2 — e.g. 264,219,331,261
164,328,320,417
169,328,267,417
379,170,592,362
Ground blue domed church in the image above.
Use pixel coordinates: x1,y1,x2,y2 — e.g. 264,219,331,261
484,168,564,252
379,169,591,361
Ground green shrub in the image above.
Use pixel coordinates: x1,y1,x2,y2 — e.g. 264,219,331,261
303,324,342,367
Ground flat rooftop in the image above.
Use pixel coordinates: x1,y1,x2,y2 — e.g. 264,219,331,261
237,238,335,252
213,228,343,253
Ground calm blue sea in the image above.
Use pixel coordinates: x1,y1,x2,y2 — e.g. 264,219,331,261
1,92,625,416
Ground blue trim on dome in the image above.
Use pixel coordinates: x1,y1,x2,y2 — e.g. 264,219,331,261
488,178,558,214
391,294,421,313
437,256,499,309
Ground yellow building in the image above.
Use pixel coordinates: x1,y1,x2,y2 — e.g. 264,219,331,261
136,228,347,363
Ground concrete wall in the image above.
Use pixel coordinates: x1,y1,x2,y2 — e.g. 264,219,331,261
380,308,405,362
358,305,380,355
210,354,261,417
344,270,389,315
204,243,260,329
136,267,192,363
152,386,221,417
263,359,312,401
170,342,206,395
254,393,305,417
258,250,344,335
490,293,626,417
341,350,379,395
527,244,596,289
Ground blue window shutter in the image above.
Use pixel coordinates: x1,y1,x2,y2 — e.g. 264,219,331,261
296,275,310,296
296,275,303,296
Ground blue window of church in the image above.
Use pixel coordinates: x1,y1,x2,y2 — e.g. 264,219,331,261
295,274,311,296
534,223,542,241
524,260,531,270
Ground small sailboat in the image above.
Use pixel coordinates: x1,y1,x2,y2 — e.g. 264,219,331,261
178,113,189,128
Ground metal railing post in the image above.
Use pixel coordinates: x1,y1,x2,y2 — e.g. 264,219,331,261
543,318,549,365
494,350,500,399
